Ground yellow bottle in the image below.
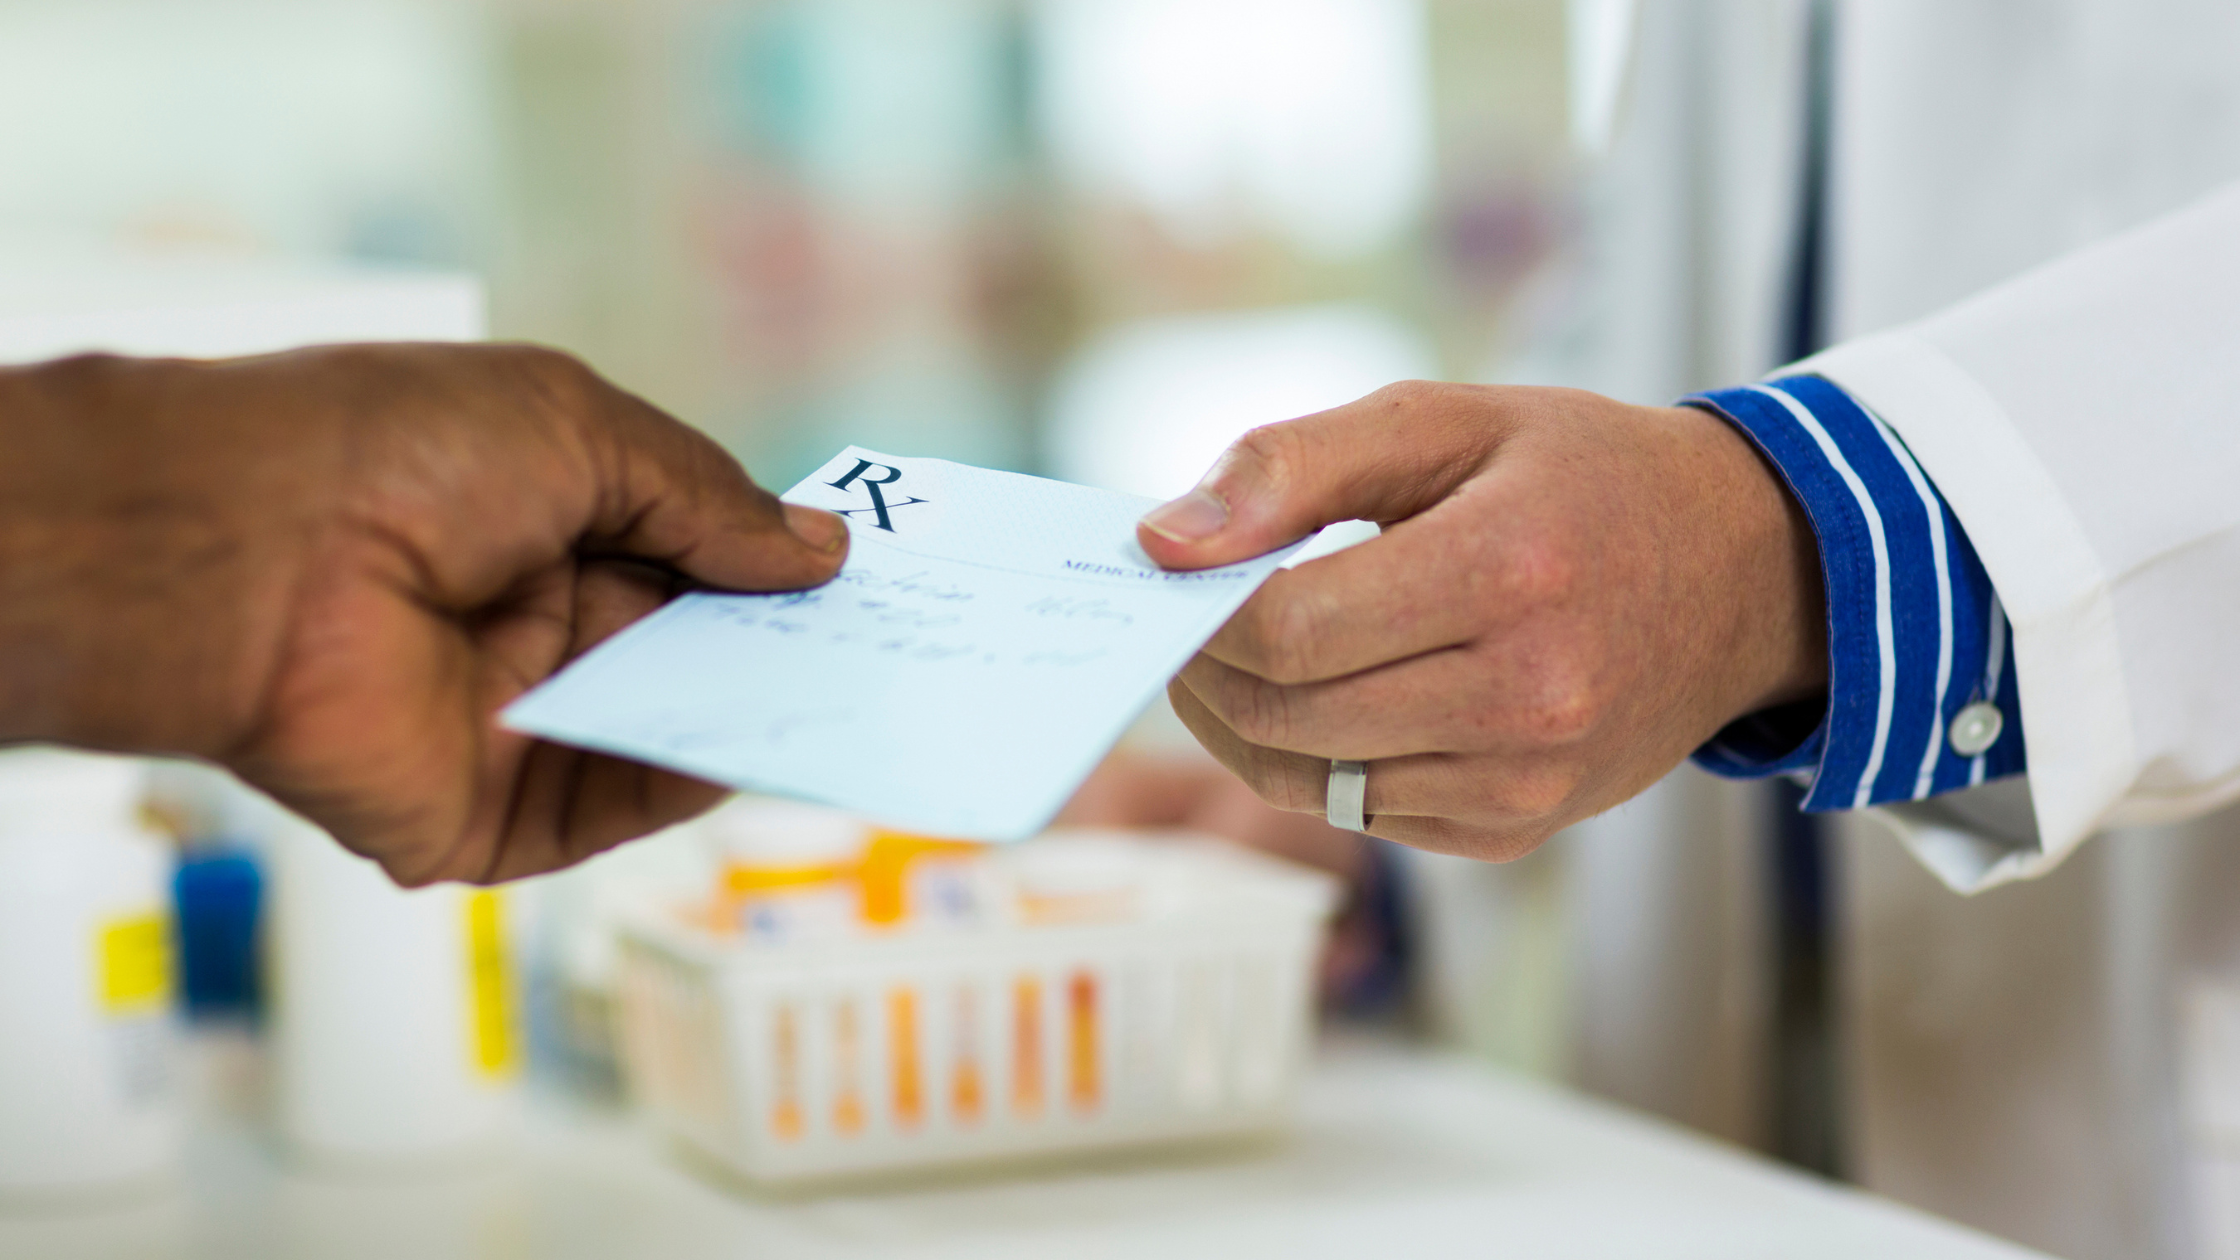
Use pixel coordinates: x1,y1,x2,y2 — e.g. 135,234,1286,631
705,800,866,943
858,830,986,929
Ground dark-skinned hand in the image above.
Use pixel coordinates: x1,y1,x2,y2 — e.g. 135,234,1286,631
0,344,846,885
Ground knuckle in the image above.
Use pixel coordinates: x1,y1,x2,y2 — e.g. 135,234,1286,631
1254,756,1321,815
1517,678,1602,745
466,343,602,424
1475,823,1559,864
1501,764,1581,821
1245,778,1291,813
515,344,600,400
1467,642,1608,748
1222,675,1293,748
1496,529,1580,607
1248,593,1330,685
1223,421,1311,493
1225,595,1284,665
1368,378,1440,411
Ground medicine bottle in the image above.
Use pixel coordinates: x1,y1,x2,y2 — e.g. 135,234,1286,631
0,748,180,1196
264,796,524,1163
859,829,988,929
703,799,865,942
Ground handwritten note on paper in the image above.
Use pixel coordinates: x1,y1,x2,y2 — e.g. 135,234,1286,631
501,447,1303,841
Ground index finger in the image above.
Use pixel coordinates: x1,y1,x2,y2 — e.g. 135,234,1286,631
1203,495,1506,683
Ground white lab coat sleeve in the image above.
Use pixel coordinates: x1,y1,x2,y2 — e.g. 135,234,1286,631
1800,181,2240,891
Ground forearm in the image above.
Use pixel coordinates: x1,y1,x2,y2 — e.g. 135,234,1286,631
0,356,297,757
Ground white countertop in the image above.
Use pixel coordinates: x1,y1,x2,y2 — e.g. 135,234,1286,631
0,1033,2050,1260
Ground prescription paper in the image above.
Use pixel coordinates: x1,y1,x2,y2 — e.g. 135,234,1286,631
502,447,1302,840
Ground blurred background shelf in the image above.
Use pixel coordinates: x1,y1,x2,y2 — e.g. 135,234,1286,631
0,0,1570,498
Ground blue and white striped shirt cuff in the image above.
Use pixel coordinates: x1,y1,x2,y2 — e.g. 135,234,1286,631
1681,375,2026,811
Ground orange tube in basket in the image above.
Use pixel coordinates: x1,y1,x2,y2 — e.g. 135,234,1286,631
889,987,923,1129
1068,970,1100,1113
1012,975,1044,1117
952,985,984,1125
833,999,866,1136
772,1002,804,1142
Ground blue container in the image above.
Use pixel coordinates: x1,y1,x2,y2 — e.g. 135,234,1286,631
172,849,263,1018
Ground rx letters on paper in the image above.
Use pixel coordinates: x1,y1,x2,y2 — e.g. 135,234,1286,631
502,447,1303,841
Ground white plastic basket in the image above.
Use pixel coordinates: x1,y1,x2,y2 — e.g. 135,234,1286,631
612,832,1339,1185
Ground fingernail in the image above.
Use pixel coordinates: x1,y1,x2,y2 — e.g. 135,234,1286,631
1141,488,1228,543
783,503,849,554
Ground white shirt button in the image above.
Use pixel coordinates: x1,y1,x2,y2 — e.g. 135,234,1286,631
1948,702,2004,757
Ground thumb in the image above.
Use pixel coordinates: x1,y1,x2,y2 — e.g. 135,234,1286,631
582,377,849,591
1136,382,1506,570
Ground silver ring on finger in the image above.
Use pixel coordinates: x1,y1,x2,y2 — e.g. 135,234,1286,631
1326,759,1369,833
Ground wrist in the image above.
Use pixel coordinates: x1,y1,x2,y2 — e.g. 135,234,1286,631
1671,402,1830,719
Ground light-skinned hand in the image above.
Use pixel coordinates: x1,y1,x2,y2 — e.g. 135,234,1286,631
0,344,846,885
1135,381,1827,862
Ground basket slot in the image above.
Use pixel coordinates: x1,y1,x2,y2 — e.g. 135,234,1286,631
942,977,989,1130
829,991,870,1138
1115,957,1159,1114
761,996,807,1144
1175,955,1234,1112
